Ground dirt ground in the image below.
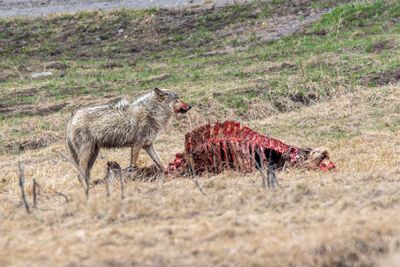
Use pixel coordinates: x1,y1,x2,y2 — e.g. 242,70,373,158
0,0,242,17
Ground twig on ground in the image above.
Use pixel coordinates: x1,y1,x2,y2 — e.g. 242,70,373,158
105,161,121,197
58,152,89,198
8,60,24,80
32,179,38,208
119,170,125,200
183,114,211,199
188,153,210,199
192,176,210,199
54,191,69,203
18,162,30,214
240,146,280,189
267,157,282,189
105,175,111,198
266,150,273,189
257,149,268,189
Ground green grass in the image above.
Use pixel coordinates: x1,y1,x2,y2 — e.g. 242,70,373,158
314,0,400,31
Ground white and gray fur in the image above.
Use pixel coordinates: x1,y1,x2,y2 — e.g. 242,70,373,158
66,88,191,180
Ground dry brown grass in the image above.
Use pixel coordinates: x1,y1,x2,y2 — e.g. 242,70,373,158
0,85,399,267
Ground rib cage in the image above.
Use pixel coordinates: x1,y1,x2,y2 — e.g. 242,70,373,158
166,121,335,176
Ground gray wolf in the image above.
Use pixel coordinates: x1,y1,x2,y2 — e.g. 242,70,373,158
66,88,192,181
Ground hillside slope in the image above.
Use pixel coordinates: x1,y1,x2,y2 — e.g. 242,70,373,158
0,1,399,266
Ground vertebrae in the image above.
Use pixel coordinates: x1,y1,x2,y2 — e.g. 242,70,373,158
166,121,335,176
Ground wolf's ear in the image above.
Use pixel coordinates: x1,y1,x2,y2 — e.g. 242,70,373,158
154,88,168,97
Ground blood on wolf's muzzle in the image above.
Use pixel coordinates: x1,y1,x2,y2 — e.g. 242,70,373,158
179,104,192,113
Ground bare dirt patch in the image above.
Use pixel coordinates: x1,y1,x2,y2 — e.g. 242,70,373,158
0,87,39,108
8,87,39,98
289,91,319,105
0,0,205,18
0,70,17,82
0,1,345,64
363,68,400,86
1,133,60,153
0,102,68,116
267,61,297,72
46,61,70,70
369,39,398,53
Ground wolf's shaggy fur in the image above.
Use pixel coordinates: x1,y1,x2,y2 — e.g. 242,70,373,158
66,88,191,180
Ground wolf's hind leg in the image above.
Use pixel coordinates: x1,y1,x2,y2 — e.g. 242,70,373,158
143,143,164,172
88,146,100,171
78,144,97,184
66,137,79,164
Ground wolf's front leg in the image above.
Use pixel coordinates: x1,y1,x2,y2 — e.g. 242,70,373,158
143,143,165,172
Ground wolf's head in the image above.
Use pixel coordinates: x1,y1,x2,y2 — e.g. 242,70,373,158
154,88,192,114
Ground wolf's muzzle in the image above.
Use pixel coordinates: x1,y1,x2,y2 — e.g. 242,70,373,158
179,104,192,114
